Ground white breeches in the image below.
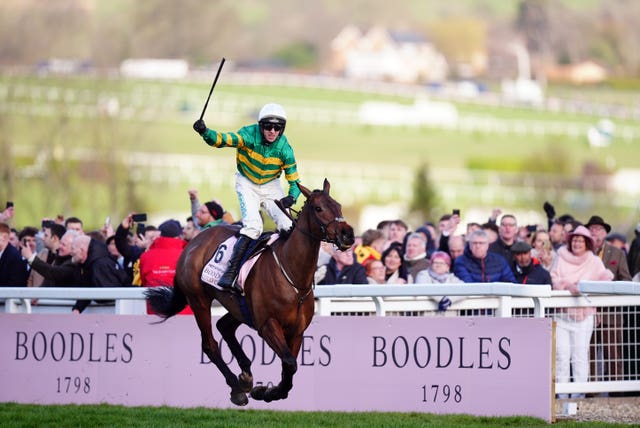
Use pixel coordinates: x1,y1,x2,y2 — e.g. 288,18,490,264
235,172,292,239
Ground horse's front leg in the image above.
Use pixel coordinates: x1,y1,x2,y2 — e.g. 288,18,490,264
216,313,253,393
250,319,301,402
192,300,248,406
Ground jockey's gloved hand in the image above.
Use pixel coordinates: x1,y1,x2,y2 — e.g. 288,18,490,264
280,196,295,209
193,119,207,135
543,201,556,220
438,297,452,311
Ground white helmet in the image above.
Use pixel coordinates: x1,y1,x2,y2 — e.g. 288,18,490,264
258,103,287,123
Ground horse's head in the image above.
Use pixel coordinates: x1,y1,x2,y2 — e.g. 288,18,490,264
298,179,355,251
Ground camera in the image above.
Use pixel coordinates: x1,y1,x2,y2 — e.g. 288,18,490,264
132,213,147,222
6,201,13,209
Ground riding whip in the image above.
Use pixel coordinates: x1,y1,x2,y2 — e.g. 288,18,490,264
199,57,226,121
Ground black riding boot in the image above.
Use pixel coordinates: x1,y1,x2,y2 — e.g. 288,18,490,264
218,235,252,292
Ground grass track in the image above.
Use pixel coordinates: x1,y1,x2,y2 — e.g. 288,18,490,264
0,403,626,427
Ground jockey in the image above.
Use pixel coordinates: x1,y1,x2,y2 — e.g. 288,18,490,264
193,103,300,292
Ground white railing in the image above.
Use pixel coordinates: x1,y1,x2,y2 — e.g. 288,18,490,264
2,281,639,397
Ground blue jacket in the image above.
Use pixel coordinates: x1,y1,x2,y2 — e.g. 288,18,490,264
453,246,516,283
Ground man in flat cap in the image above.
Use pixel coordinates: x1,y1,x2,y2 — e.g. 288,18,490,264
510,240,551,285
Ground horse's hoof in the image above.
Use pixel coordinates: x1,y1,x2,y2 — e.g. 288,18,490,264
230,392,248,406
238,372,253,393
250,385,267,401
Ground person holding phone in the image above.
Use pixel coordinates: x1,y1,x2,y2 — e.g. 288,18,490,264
193,103,301,292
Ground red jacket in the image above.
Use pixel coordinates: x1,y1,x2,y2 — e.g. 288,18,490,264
139,237,191,315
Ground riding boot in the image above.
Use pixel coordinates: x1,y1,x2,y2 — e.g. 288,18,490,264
218,235,252,292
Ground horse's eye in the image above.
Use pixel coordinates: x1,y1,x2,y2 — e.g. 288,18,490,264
315,206,322,212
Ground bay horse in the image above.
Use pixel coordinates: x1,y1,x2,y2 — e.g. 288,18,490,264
145,179,354,406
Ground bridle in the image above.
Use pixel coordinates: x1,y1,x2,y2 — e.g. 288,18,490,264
289,194,347,246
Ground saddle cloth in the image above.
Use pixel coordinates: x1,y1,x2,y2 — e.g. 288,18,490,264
201,234,279,292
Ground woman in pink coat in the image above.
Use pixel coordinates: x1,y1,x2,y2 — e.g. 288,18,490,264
550,225,613,397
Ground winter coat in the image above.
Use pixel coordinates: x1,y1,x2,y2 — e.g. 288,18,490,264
453,246,517,283
0,244,29,286
318,258,367,285
550,246,614,321
139,236,191,315
512,258,552,285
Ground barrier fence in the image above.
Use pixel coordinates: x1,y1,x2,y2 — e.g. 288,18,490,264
2,281,640,398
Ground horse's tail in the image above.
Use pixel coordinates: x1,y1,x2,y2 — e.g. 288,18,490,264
144,284,187,322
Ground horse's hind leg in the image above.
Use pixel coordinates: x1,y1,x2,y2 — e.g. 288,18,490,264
250,319,300,402
216,313,253,393
192,299,248,406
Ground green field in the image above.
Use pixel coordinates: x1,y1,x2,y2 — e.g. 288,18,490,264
2,74,639,232
0,402,624,427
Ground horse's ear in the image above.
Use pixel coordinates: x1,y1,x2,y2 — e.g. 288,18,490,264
323,178,330,194
298,182,311,198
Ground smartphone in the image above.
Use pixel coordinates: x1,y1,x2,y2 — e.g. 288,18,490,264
104,216,111,227
527,225,537,233
136,223,146,236
452,209,460,216
132,213,147,222
41,219,53,229
6,201,13,209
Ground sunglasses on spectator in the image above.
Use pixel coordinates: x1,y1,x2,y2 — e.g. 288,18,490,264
261,123,283,132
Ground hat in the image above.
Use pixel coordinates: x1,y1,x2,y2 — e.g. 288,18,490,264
430,251,451,267
606,232,626,244
204,201,223,220
585,215,611,233
511,241,532,253
567,225,595,247
159,219,182,238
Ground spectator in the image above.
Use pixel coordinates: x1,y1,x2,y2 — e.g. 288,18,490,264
70,234,131,313
549,221,567,251
447,235,465,269
606,233,627,254
488,214,519,266
453,230,516,283
481,222,499,244
415,251,463,312
195,200,226,230
530,230,554,271
415,225,436,259
403,232,430,282
388,219,409,245
139,219,191,315
0,222,29,286
363,259,386,284
437,213,461,255
629,223,640,277
585,215,631,384
510,241,552,285
182,216,200,242
27,222,66,288
114,213,158,282
188,189,234,230
106,235,124,270
193,103,301,292
9,228,19,248
22,230,83,289
354,228,385,264
64,216,84,234
18,226,38,255
586,215,631,281
381,242,408,284
550,225,613,398
317,245,367,285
